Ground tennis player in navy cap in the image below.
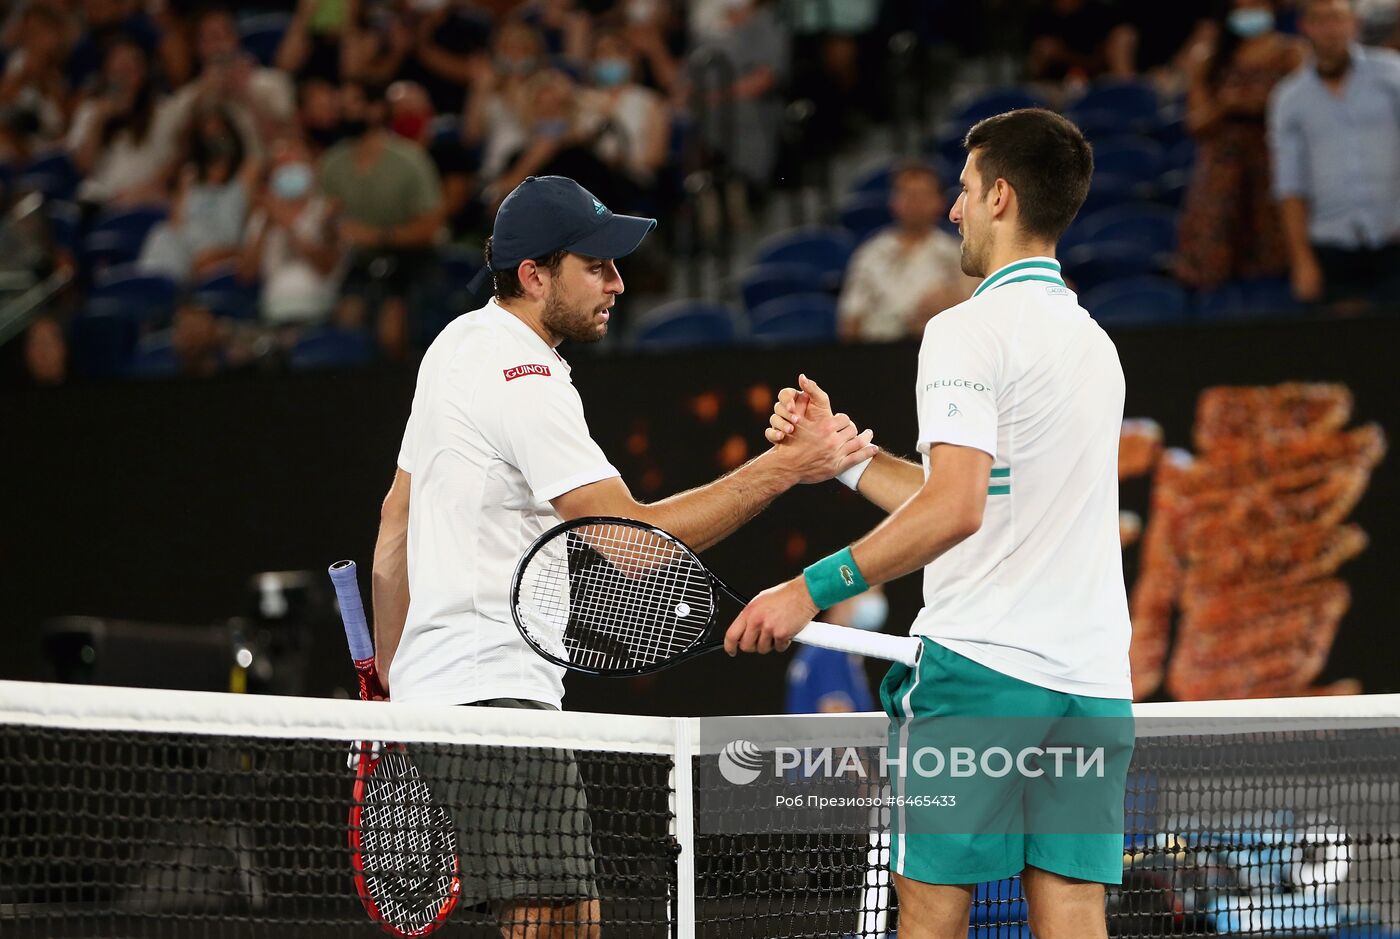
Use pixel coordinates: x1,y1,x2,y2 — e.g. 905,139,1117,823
368,175,876,936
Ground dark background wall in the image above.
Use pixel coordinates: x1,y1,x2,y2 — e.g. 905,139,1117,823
2,315,1396,715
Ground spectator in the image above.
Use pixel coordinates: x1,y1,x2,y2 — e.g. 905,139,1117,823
67,36,185,208
21,315,67,387
836,161,976,342
395,0,493,116
464,18,547,183
242,136,344,328
1269,0,1400,311
297,77,345,154
686,0,790,192
580,29,670,200
489,69,631,211
387,79,476,237
1025,0,1134,85
66,0,161,92
171,7,297,154
138,106,257,282
619,0,684,95
0,3,73,154
782,0,881,148
319,81,443,360
1176,0,1305,290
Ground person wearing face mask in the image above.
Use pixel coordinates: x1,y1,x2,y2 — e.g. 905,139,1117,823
784,586,884,714
319,81,444,360
137,107,259,283
465,18,547,183
579,29,669,194
1176,0,1305,291
388,79,477,238
240,136,345,330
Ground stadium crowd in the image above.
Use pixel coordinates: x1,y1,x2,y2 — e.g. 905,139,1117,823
0,0,1397,385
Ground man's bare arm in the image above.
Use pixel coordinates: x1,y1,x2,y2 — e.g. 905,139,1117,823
551,414,875,551
851,451,926,513
371,467,411,688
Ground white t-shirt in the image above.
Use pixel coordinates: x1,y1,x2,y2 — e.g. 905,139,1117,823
909,257,1132,699
391,301,621,707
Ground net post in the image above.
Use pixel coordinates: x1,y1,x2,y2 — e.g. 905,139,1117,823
670,717,698,939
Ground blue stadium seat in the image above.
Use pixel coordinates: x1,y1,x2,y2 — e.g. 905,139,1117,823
17,150,78,200
1068,80,1160,131
1063,244,1158,293
429,114,461,146
836,193,892,243
1077,173,1137,217
752,226,855,290
239,12,290,66
748,293,838,343
288,327,376,369
951,87,1049,126
440,246,483,293
1063,107,1126,142
127,330,179,377
631,301,740,351
1197,278,1304,320
90,264,178,322
1091,137,1165,183
1151,169,1191,208
46,200,80,250
81,207,167,268
738,263,818,313
69,306,138,378
849,161,897,196
1083,276,1189,325
1165,139,1197,171
1081,204,1178,257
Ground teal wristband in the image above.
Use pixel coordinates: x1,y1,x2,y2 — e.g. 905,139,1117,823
803,546,869,611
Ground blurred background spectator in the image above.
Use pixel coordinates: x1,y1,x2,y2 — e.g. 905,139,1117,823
580,28,671,210
1025,0,1134,87
0,3,72,162
319,81,443,360
138,106,257,283
20,316,68,388
1176,0,1304,291
67,36,184,209
837,160,973,342
241,136,344,330
1269,0,1400,312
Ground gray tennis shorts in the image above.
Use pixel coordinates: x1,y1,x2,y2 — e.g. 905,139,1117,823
413,698,599,908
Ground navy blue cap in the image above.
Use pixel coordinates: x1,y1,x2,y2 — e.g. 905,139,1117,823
472,176,657,291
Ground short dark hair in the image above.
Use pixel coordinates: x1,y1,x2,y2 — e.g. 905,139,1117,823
962,109,1094,242
891,158,943,189
484,236,566,300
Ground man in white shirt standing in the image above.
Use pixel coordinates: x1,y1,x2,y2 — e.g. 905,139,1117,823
730,110,1133,939
371,175,875,937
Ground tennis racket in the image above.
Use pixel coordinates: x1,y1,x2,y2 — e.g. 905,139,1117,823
510,516,923,676
330,560,461,938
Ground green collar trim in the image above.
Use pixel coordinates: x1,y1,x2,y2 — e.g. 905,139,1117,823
973,257,1065,298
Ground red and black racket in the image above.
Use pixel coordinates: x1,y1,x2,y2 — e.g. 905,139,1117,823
330,560,460,937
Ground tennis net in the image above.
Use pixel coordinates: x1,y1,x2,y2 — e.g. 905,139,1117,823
1,680,1397,938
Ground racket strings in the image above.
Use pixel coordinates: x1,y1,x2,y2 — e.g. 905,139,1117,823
355,748,457,931
518,522,714,670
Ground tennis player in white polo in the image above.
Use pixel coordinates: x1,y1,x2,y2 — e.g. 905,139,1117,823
728,110,1133,939
370,176,876,937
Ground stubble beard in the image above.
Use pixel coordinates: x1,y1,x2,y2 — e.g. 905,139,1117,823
541,284,607,344
959,229,986,279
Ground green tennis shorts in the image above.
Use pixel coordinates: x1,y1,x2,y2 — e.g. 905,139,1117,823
879,639,1134,886
413,699,599,909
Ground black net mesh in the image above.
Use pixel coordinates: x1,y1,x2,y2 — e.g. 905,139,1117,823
2,708,1398,938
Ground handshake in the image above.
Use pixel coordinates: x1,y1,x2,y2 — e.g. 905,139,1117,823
764,374,878,488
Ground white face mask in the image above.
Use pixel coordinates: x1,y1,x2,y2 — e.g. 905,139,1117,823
849,592,888,631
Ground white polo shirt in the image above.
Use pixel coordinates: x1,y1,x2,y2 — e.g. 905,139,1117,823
391,300,620,707
910,257,1132,699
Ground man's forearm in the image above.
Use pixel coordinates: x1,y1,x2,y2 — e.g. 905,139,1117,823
1279,197,1315,264
850,470,985,587
854,451,924,513
371,506,410,687
635,449,794,551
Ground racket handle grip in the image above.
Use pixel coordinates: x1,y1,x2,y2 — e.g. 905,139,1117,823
796,620,922,667
329,560,375,665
